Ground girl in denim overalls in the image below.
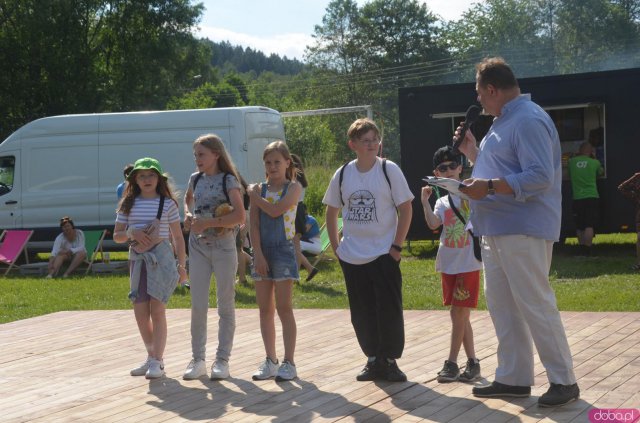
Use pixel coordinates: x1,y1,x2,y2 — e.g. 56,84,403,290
182,134,246,381
248,141,301,381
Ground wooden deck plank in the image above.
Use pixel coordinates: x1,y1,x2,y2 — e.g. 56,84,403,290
0,309,638,422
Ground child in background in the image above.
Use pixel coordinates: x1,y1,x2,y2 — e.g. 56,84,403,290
248,141,301,381
421,146,482,383
291,153,319,282
182,134,246,380
113,157,188,379
235,174,252,285
299,214,322,256
322,118,414,382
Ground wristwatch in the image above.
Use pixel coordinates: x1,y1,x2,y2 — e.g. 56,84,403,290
391,244,403,252
487,179,496,195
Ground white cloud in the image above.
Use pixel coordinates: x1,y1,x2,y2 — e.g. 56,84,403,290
195,26,312,61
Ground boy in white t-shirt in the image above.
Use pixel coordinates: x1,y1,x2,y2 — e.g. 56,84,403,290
421,146,482,383
323,118,414,382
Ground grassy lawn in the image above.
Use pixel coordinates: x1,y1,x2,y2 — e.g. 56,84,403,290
0,233,638,324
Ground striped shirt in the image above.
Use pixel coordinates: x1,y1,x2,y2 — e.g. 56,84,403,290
116,196,180,239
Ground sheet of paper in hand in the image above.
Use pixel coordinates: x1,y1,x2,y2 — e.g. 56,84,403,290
422,176,471,200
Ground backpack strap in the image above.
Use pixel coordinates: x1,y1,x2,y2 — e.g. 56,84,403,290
339,158,392,206
156,196,165,220
448,194,482,262
382,158,391,190
222,172,231,203
338,163,348,206
192,172,203,191
448,194,466,225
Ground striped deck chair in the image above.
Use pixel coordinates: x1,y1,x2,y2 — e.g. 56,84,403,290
0,230,34,275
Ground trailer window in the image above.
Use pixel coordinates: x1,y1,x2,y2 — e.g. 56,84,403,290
553,104,606,180
0,156,15,196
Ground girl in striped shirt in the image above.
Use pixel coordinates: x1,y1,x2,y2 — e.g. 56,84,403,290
114,157,188,379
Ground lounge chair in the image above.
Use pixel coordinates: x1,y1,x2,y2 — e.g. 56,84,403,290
0,230,34,275
311,217,343,268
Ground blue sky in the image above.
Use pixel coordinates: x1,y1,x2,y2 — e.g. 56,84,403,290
195,0,475,61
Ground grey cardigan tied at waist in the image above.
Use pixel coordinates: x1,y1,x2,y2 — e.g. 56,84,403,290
128,240,178,304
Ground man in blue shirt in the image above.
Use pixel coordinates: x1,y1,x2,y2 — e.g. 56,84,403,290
458,57,579,408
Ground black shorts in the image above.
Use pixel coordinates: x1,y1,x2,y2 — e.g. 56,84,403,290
295,202,307,235
572,198,600,230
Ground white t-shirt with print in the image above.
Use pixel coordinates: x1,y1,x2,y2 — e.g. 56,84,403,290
433,194,482,275
322,158,414,265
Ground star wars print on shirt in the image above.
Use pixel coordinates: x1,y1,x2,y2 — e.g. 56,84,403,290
346,190,378,223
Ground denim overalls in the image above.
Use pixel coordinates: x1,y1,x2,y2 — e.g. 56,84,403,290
252,182,299,281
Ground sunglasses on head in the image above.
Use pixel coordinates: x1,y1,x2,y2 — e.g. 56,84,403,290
436,162,460,172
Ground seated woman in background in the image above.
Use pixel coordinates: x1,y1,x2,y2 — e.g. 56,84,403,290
300,214,321,256
46,216,87,278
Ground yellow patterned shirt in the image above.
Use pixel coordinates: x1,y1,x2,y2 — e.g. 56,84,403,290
264,186,297,240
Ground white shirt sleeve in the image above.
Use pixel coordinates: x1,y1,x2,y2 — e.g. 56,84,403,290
50,233,64,257
69,230,86,254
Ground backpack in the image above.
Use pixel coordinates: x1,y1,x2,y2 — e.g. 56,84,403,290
193,172,250,210
447,193,482,262
338,158,392,206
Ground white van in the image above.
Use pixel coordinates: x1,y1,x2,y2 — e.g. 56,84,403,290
0,106,285,250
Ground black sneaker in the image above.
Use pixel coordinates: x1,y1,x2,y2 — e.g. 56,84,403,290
538,383,580,407
472,381,531,398
356,359,378,381
436,360,460,383
458,358,481,382
380,358,407,382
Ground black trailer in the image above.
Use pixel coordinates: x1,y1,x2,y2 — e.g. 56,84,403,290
399,67,640,241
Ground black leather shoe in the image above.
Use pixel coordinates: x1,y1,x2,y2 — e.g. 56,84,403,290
356,360,378,381
538,383,580,407
380,358,407,382
472,381,531,398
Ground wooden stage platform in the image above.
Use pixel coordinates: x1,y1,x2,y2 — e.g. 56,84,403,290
1,309,638,422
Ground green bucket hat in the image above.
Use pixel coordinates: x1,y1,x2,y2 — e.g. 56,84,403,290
128,157,165,180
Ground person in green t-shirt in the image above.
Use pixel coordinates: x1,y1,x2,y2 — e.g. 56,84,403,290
568,142,604,255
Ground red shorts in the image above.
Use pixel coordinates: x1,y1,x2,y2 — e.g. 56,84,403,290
441,270,480,308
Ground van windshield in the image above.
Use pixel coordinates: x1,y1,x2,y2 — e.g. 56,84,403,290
0,156,15,196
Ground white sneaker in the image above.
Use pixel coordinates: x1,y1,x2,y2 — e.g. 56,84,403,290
183,359,207,380
130,357,151,376
145,358,165,379
276,360,297,381
210,358,230,380
252,357,279,380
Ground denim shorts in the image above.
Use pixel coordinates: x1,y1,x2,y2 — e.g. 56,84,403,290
252,240,299,282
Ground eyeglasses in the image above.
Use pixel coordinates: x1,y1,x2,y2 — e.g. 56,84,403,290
358,138,381,146
436,162,460,172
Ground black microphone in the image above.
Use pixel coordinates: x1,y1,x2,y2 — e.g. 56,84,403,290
452,105,481,153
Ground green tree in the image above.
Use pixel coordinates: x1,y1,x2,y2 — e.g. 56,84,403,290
0,0,209,141
167,81,243,110
554,0,640,72
95,0,208,110
359,0,446,69
442,0,552,79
